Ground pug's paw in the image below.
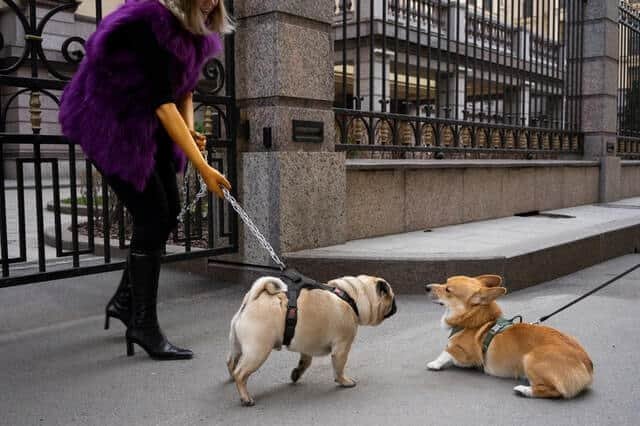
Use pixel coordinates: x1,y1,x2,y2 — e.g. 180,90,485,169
291,368,302,383
335,376,357,388
240,397,255,407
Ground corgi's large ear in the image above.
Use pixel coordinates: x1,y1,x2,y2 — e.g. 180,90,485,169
469,287,507,305
474,275,503,288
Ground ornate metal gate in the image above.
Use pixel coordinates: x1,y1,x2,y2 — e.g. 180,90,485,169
333,0,585,159
0,0,238,287
618,1,640,158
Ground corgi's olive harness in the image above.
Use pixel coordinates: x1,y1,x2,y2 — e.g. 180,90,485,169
444,261,640,356
449,315,524,355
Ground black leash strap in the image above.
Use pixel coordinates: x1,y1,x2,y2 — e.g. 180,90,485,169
281,269,360,346
537,263,640,323
282,270,303,347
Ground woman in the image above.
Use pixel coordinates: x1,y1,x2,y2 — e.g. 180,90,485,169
59,0,233,360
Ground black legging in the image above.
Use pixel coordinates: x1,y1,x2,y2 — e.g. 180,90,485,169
102,156,180,253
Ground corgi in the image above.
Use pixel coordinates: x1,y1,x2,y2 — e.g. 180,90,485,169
425,275,593,399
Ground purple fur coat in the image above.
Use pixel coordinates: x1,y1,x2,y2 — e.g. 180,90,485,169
59,0,222,192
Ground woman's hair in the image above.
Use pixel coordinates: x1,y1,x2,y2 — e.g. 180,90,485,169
182,0,235,35
159,0,235,35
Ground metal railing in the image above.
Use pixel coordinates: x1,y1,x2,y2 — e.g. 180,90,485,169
0,0,238,287
617,135,640,160
618,1,640,159
334,0,584,159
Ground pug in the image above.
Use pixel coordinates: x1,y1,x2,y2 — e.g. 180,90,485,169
227,275,397,406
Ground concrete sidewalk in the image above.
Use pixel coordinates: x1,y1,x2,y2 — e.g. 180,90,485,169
1,255,639,425
285,198,640,292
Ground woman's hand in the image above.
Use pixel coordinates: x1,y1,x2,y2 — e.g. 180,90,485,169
155,103,231,198
190,130,206,152
201,165,231,199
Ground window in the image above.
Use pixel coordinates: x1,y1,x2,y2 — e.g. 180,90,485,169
523,0,534,18
469,0,493,10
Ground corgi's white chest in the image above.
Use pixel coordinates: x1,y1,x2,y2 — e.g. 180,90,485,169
440,309,451,331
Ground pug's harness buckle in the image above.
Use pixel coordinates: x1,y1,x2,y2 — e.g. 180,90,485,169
281,269,359,347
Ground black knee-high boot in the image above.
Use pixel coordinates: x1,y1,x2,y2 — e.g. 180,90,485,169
104,266,131,329
125,250,193,360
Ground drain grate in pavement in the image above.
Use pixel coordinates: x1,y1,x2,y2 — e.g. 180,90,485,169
515,211,576,219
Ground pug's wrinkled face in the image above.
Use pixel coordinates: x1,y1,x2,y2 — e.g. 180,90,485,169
329,275,397,326
375,278,397,321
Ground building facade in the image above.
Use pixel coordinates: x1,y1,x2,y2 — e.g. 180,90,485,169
334,0,577,131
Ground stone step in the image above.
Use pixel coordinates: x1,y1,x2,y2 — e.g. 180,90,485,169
279,198,640,293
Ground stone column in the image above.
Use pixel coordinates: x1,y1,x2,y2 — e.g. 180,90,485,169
452,69,466,121
581,0,620,202
234,1,347,265
448,0,467,45
517,29,531,63
514,83,531,127
437,70,466,120
359,50,392,112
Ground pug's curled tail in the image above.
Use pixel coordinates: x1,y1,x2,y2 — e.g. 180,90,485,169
244,277,288,303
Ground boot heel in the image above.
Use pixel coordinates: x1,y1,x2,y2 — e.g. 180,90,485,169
104,266,131,331
126,338,135,356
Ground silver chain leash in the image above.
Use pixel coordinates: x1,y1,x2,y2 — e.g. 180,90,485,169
177,153,209,224
177,155,287,271
222,187,287,271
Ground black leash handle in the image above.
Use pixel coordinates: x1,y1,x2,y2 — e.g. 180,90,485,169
537,263,640,323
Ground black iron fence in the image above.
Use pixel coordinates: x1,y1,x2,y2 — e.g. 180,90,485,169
618,1,640,159
333,0,584,159
0,0,238,287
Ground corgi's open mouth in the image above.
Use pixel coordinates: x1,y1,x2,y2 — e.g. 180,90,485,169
431,299,444,306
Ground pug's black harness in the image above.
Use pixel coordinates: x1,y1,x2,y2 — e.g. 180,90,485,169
218,191,360,346
280,269,359,346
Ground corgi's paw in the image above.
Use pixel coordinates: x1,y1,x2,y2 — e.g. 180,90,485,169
427,360,444,370
514,385,533,397
427,351,454,371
